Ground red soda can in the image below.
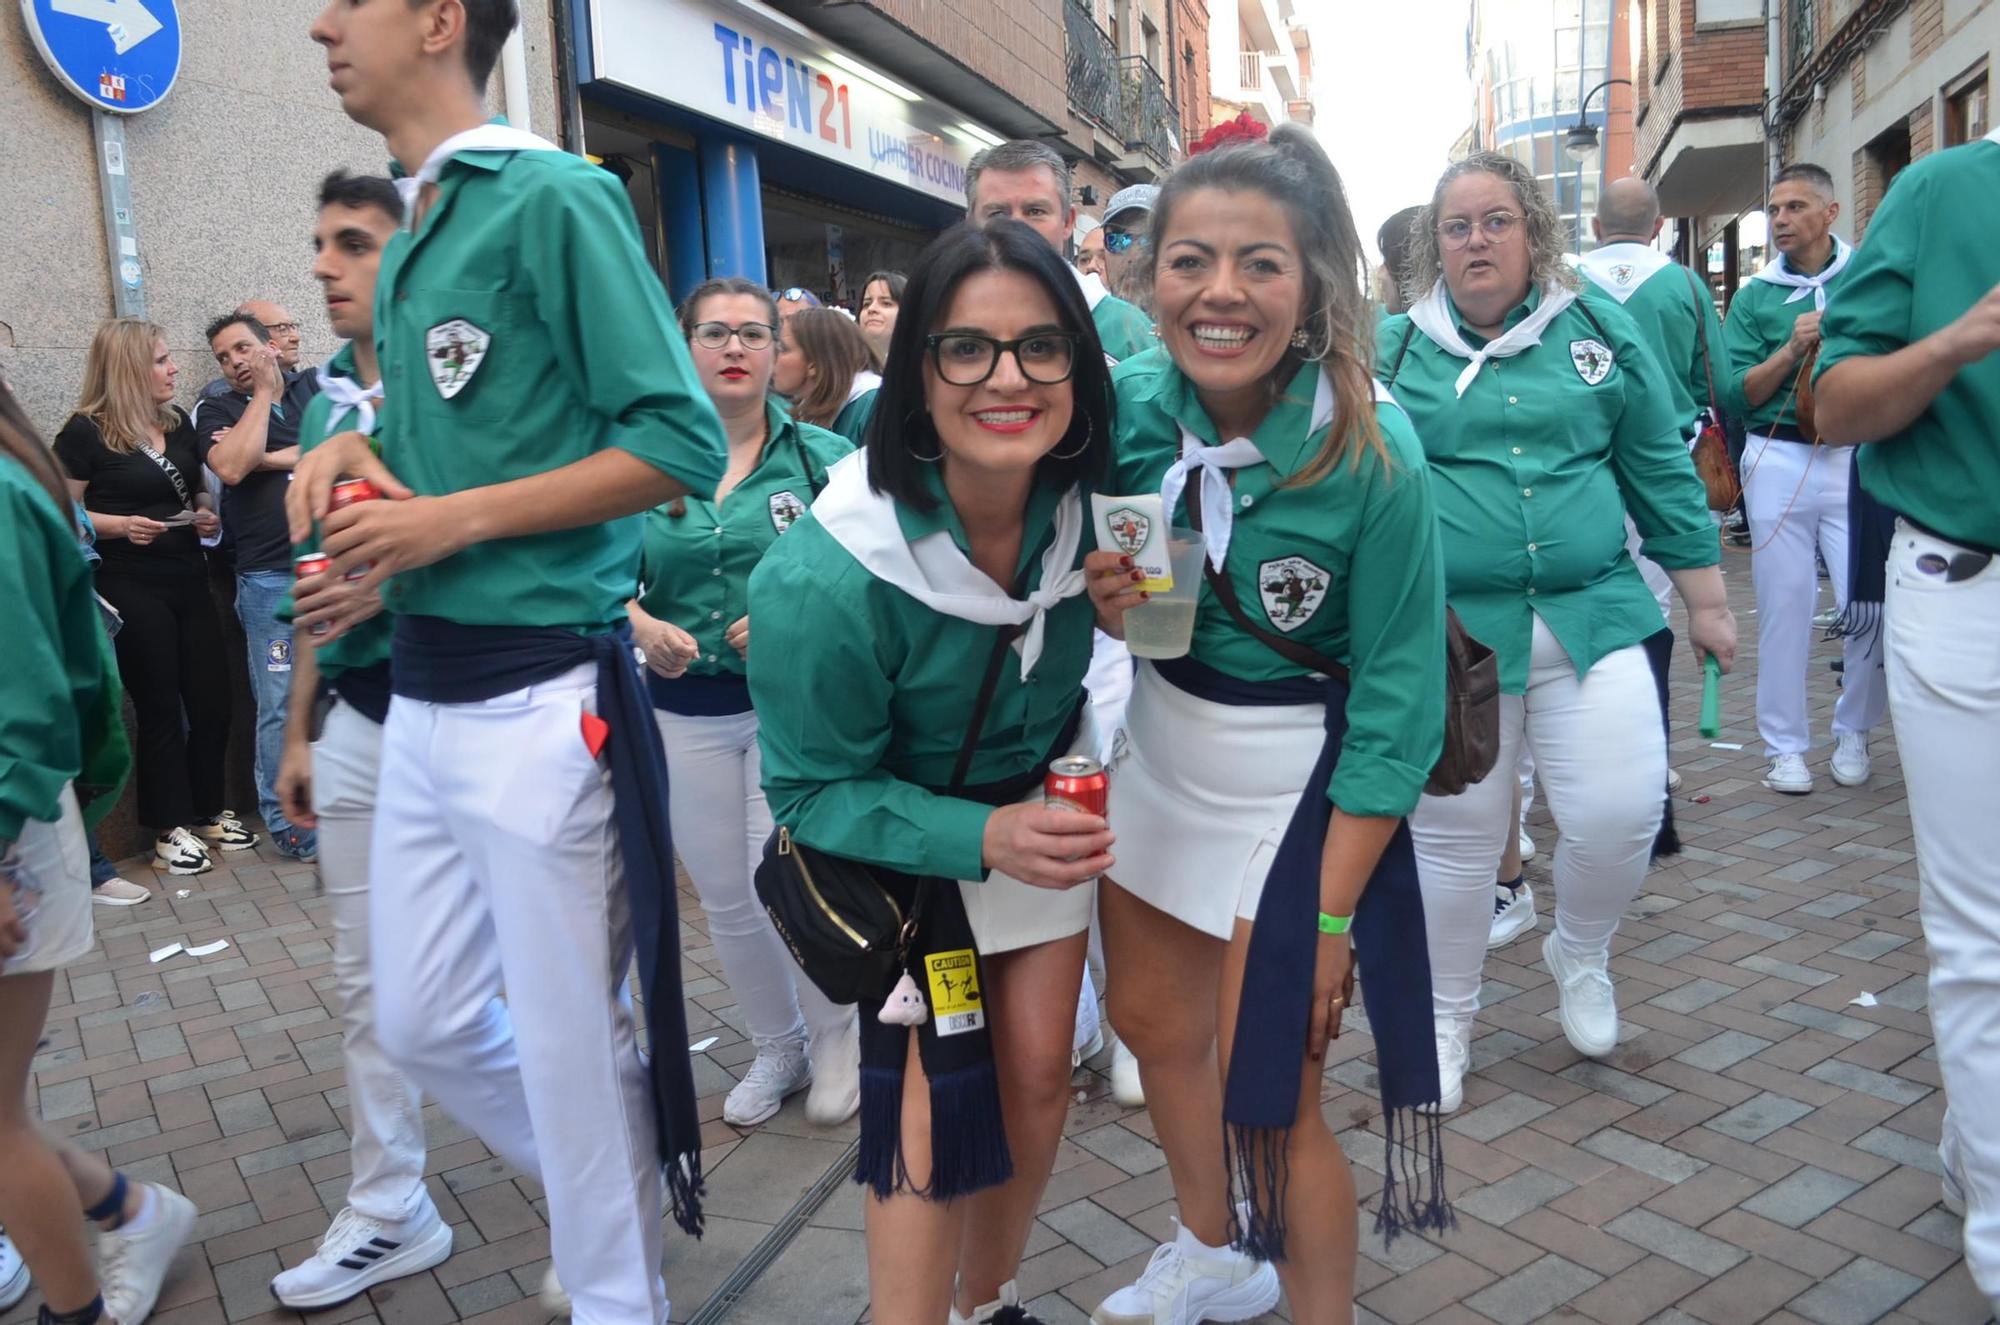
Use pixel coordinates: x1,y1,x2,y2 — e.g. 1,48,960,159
1045,755,1108,819
295,553,334,637
328,478,378,581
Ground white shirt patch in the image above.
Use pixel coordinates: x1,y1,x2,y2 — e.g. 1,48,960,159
426,319,491,399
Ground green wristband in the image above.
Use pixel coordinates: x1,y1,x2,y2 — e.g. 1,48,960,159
1318,911,1352,935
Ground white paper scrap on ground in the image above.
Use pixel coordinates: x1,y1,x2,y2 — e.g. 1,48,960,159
688,1036,719,1053
186,940,231,957
175,889,190,899
1711,742,1744,750
1849,991,1879,1007
148,942,184,963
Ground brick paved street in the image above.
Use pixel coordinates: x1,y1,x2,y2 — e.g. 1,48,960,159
11,551,1994,1325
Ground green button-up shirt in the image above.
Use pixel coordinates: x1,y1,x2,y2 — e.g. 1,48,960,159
832,388,877,446
1379,286,1718,694
639,400,852,677
1724,243,1852,433
289,345,390,682
1583,246,1728,430
1112,352,1446,819
373,137,726,633
748,469,1094,882
1093,292,1157,363
1817,139,2000,552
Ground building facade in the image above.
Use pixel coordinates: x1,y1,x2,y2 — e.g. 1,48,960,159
1207,0,1314,131
1060,0,1197,209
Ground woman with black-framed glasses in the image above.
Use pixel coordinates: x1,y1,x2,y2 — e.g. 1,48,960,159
626,277,861,1133
747,220,1116,1325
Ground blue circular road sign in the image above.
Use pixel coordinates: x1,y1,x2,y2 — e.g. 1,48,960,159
20,0,182,114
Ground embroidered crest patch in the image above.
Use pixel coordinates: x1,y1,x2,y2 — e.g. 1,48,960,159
1611,263,1636,286
1570,338,1614,386
769,489,806,534
265,637,292,673
1105,506,1151,556
1258,556,1329,633
426,319,490,398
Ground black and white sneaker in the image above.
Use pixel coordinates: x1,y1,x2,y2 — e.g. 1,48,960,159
152,828,213,876
1488,877,1536,949
194,811,259,852
269,1203,454,1310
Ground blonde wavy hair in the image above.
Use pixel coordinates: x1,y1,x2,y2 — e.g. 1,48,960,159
1403,152,1580,307
77,317,177,453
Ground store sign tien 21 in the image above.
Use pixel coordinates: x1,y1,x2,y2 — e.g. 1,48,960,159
591,0,994,207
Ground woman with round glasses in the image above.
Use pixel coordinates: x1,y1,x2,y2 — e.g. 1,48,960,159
1379,153,1735,1112
749,220,1115,1325
628,277,861,1131
775,306,882,443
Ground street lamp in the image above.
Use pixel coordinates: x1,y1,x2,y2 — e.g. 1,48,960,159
1563,78,1631,163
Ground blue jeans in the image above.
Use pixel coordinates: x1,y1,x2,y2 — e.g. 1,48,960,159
87,827,117,886
235,569,298,839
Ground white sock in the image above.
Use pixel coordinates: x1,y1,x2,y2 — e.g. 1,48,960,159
115,1184,158,1235
1176,1219,1228,1257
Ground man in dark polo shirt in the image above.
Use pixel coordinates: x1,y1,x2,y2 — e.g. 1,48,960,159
192,311,321,860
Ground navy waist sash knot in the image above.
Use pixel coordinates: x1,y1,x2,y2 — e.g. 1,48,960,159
329,660,393,725
391,614,705,1237
1154,658,1451,1255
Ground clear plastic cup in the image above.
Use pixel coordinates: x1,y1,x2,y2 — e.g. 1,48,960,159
1122,527,1206,660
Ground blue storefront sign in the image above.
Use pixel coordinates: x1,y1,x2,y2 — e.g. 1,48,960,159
21,0,183,115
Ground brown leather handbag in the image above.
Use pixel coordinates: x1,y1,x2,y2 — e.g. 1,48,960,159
1682,266,1742,511
1186,470,1500,797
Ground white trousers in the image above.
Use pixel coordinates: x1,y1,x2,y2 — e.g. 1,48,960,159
1412,616,1664,1022
1884,521,2000,1308
652,707,847,1050
313,701,428,1223
1742,435,1887,756
370,664,666,1325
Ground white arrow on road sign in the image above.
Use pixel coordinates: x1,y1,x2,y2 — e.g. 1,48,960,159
51,0,162,55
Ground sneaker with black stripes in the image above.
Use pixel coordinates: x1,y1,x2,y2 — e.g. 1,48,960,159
270,1201,453,1309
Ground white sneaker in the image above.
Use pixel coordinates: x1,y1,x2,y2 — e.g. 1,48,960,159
1830,733,1872,786
1517,828,1538,864
1665,766,1683,793
193,811,258,852
93,876,154,906
1110,1039,1146,1109
1488,879,1536,949
1427,1017,1471,1115
269,1202,454,1309
950,1278,1040,1325
1763,753,1813,795
152,828,212,876
1543,933,1618,1058
0,1231,28,1311
99,1184,198,1325
804,1018,860,1126
540,1266,572,1316
723,1041,809,1127
1091,1219,1280,1325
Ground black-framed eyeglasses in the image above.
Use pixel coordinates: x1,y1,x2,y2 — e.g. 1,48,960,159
1437,212,1523,249
690,321,777,351
924,332,1078,386
1102,228,1142,254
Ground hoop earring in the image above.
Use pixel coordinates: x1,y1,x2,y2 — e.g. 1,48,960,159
903,411,944,463
1047,414,1093,461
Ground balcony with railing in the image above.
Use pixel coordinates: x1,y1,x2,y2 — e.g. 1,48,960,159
1065,0,1122,135
1119,56,1173,165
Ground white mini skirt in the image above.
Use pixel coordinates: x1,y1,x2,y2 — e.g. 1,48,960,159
7,786,96,976
956,710,1099,955
1106,661,1323,938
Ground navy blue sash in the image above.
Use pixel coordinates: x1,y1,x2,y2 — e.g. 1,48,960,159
329,661,392,725
647,671,754,717
391,614,705,1236
1153,660,1450,1253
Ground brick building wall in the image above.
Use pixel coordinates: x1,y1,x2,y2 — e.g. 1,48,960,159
1172,0,1211,149
858,0,1069,126
1634,0,1768,179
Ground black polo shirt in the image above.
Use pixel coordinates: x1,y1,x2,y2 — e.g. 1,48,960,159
191,369,321,573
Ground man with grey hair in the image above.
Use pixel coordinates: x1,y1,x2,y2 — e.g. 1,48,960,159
966,140,1155,361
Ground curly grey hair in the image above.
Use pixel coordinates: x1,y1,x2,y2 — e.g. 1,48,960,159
1403,151,1579,306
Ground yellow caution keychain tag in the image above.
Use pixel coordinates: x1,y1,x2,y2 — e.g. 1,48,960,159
924,949,985,1036
1091,493,1173,593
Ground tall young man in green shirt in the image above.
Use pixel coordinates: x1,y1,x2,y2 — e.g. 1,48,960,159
299,4,726,1323
1813,129,2000,1319
1723,163,1883,795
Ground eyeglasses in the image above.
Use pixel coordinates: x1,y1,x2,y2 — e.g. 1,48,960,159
1102,229,1142,254
690,321,777,351
265,322,299,336
1437,212,1523,249
924,332,1078,386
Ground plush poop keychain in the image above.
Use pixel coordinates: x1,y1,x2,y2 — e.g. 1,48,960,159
879,971,927,1025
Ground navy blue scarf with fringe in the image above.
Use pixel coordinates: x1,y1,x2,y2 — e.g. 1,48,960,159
1155,656,1452,1260
392,614,705,1237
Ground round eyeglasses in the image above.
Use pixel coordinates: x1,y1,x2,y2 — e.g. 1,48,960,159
690,321,777,351
1437,212,1523,249
924,332,1079,386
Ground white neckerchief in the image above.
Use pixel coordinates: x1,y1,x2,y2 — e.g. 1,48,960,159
1986,126,2000,147
1407,279,1578,396
317,363,383,436
1576,242,1673,305
811,451,1086,680
394,123,561,216
1751,236,1852,309
1072,266,1110,312
844,371,882,407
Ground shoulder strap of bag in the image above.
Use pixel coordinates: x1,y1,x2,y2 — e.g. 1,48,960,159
1186,468,1350,683
791,427,826,498
1679,263,1723,422
946,562,1034,793
1573,297,1616,357
1384,320,1417,389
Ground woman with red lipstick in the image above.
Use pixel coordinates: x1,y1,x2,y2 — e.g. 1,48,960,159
628,277,861,1132
1086,124,1450,1325
748,220,1117,1325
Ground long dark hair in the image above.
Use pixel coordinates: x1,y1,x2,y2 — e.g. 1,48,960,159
783,308,874,429
1149,121,1383,482
865,220,1113,511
